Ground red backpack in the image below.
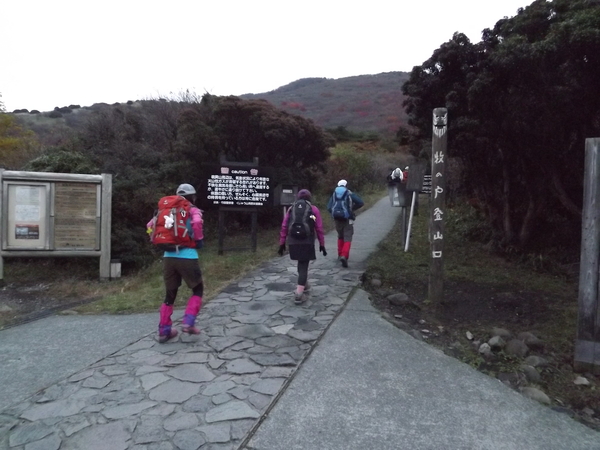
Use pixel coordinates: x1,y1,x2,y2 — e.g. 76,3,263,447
150,196,196,251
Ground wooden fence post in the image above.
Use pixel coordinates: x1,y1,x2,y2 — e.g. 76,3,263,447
428,108,448,304
575,137,600,374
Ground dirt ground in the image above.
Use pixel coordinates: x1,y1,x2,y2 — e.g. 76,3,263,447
0,282,99,329
365,275,600,432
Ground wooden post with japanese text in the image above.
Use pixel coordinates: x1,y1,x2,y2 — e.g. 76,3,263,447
428,108,447,303
575,138,600,374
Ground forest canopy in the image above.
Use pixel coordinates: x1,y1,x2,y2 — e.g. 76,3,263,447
401,0,600,254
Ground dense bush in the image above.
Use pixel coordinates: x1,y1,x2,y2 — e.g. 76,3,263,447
23,96,333,270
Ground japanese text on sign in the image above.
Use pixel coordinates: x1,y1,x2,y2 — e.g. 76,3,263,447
206,167,271,207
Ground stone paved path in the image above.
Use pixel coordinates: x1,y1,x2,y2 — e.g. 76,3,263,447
0,255,362,450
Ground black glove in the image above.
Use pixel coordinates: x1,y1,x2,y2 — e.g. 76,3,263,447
195,239,204,249
319,245,327,256
278,244,286,256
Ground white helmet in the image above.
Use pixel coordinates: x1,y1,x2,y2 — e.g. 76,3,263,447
176,183,196,196
393,168,402,178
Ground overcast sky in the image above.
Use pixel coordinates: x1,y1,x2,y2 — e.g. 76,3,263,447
1,0,530,113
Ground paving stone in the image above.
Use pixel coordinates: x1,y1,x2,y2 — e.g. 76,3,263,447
212,393,231,405
230,340,255,351
271,324,294,334
24,433,61,450
182,395,213,413
248,353,296,366
67,369,96,382
236,303,285,316
255,335,303,348
82,374,111,389
260,367,295,378
248,392,272,411
230,419,256,440
102,367,131,376
136,365,169,376
279,307,316,319
145,403,176,416
141,372,170,391
225,358,262,374
104,377,140,393
173,429,206,450
162,352,211,365
207,336,246,352
149,380,201,403
206,326,227,337
205,401,260,423
167,364,216,382
228,386,249,400
287,328,322,342
102,401,157,419
20,399,86,421
218,350,246,360
250,378,286,395
228,324,276,339
134,416,166,444
198,422,231,443
202,380,237,396
245,345,275,354
163,411,199,431
60,417,92,437
62,421,130,450
9,422,53,446
208,359,226,369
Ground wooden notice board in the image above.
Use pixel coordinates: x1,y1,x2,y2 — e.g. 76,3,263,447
54,183,98,249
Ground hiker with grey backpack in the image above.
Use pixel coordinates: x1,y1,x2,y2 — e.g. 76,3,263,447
278,189,326,304
326,179,364,268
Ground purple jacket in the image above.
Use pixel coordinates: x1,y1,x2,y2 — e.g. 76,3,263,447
279,203,325,246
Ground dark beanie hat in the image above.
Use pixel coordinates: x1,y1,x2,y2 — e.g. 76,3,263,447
297,189,312,200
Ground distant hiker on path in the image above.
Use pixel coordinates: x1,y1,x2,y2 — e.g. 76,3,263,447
387,167,405,184
326,179,364,268
278,189,326,304
147,183,205,343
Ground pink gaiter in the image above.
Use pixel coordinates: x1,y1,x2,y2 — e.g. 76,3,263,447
159,304,174,336
183,295,202,327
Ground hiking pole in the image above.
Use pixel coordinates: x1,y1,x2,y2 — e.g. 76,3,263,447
404,191,417,252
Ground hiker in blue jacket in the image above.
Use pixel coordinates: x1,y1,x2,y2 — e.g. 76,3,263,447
326,179,364,267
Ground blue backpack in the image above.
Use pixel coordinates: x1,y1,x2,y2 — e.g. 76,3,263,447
331,188,352,220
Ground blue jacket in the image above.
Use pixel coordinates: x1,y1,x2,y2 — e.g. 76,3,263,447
326,186,364,220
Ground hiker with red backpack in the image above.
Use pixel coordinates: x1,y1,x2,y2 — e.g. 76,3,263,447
326,179,364,268
146,183,204,343
278,189,326,304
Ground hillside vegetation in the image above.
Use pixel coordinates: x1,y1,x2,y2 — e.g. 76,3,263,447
241,72,410,137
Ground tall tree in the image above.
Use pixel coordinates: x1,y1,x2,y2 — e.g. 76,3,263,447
402,0,600,251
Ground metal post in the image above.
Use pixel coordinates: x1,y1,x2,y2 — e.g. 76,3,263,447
251,210,257,252
404,192,417,252
428,108,448,303
218,209,225,255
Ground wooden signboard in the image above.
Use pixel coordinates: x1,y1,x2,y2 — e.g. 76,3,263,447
54,183,99,249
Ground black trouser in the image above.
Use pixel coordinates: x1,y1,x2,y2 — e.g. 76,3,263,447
297,260,309,286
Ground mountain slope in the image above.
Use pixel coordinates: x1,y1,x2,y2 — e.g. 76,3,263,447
240,72,410,137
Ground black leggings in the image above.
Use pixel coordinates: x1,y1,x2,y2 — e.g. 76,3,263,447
297,260,309,286
164,282,204,306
